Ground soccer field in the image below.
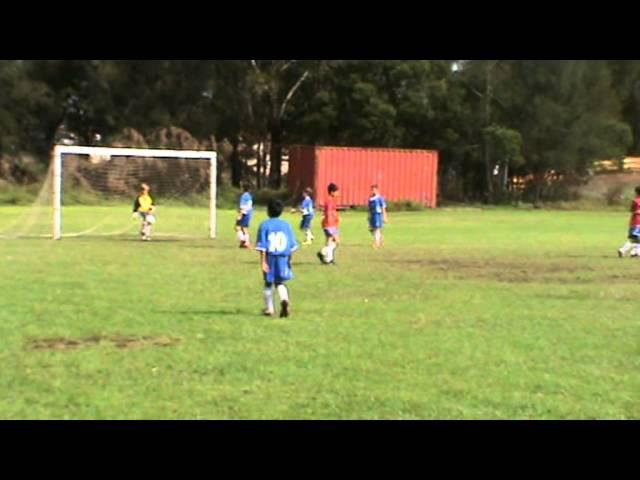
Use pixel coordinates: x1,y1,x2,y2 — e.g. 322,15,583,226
0,206,638,419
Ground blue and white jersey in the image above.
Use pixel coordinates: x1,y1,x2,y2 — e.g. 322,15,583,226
368,194,386,216
256,218,299,257
301,196,314,217
239,192,253,216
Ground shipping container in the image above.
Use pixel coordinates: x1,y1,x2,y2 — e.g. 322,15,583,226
287,146,439,208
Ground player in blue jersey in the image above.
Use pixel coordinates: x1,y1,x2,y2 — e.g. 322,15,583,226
255,199,299,318
235,184,254,248
368,184,389,249
299,187,315,245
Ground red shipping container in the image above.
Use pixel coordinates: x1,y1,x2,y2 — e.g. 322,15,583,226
287,146,439,208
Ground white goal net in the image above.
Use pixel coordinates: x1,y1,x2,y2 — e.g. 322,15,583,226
0,145,217,240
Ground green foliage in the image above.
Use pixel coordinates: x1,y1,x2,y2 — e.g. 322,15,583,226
2,60,640,204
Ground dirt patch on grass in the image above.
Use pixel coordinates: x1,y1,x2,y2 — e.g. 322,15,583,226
384,257,607,284
27,334,180,351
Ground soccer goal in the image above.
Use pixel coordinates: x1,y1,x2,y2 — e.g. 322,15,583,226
51,145,218,240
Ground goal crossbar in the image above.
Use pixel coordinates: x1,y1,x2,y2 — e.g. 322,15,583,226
51,145,218,240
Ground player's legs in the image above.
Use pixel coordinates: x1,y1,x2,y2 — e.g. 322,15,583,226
263,281,275,316
276,283,290,317
373,228,383,248
141,213,152,240
237,215,251,248
262,254,278,315
620,227,640,257
369,215,383,248
301,215,313,245
272,256,293,317
319,228,340,263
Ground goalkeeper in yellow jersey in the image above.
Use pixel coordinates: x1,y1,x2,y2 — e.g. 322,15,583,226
132,183,156,241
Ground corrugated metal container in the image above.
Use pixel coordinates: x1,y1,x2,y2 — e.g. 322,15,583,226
287,146,439,207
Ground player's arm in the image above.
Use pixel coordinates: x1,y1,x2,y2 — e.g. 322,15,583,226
255,225,269,272
259,250,269,273
287,224,298,268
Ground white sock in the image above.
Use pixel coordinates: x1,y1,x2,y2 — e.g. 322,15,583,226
326,242,336,262
264,287,274,312
374,230,382,245
620,241,633,254
276,284,289,303
237,230,244,242
305,230,312,241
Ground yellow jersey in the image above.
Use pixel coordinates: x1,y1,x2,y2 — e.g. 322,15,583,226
133,193,155,213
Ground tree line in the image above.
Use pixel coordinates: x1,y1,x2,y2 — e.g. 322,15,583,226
1,60,639,203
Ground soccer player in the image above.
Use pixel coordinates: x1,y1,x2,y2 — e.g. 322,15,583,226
317,183,340,265
132,183,156,241
368,184,389,248
256,199,299,317
618,185,640,257
299,187,315,245
235,184,254,249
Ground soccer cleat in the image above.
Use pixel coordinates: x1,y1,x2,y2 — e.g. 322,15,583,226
263,309,275,317
317,251,327,264
280,300,289,318
618,248,624,257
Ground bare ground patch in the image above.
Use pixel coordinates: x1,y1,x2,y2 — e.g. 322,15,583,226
27,334,180,351
379,257,624,284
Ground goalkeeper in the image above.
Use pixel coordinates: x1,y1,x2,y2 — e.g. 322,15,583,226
132,183,156,241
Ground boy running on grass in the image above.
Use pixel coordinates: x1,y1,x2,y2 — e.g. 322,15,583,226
618,185,640,257
317,183,340,265
132,183,156,241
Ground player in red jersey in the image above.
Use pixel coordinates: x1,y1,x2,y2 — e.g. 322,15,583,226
618,185,640,257
317,183,340,265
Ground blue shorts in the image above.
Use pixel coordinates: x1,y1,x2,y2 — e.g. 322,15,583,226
629,226,640,240
263,255,293,284
323,227,339,238
236,213,252,228
369,214,384,230
300,215,313,230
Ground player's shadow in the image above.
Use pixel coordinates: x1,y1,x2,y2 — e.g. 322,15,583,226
67,236,184,243
154,308,252,316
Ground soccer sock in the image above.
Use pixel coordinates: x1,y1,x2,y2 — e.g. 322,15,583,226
305,229,312,241
276,284,289,303
374,230,382,246
326,242,336,262
236,230,244,242
620,241,633,254
263,287,275,312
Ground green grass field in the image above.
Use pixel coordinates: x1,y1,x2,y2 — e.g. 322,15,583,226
0,205,638,419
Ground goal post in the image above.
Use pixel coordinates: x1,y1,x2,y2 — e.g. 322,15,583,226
51,145,218,240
